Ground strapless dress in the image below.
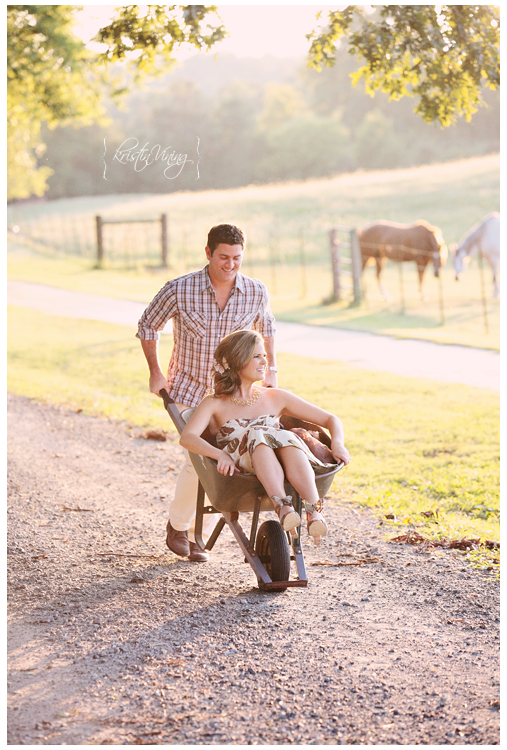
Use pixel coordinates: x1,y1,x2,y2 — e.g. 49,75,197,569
215,414,336,476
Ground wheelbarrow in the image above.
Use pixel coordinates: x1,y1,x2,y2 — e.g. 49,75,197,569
161,389,344,592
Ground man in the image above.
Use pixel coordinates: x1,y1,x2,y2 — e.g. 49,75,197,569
137,224,277,561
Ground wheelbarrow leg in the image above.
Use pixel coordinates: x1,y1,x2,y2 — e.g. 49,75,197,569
205,517,226,551
249,496,263,550
193,480,206,551
194,479,224,552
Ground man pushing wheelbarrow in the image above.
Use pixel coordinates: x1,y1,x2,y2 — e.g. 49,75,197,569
138,224,350,586
138,223,278,562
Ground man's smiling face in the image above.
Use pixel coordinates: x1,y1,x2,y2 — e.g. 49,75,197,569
206,243,244,284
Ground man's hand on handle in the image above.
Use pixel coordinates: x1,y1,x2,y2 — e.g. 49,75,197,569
140,340,170,398
150,372,170,398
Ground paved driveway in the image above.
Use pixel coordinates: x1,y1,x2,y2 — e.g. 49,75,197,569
8,280,499,391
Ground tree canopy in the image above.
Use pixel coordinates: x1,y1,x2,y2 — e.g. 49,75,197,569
7,4,500,200
7,4,105,198
7,4,226,200
93,5,226,79
39,53,498,201
307,5,500,126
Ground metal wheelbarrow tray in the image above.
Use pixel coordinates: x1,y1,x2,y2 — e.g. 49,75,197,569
161,390,344,591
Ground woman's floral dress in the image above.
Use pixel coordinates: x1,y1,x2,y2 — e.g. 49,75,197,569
215,415,336,476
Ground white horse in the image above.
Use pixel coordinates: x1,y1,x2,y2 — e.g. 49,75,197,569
453,212,500,298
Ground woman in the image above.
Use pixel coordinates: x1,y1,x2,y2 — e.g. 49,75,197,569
179,330,351,544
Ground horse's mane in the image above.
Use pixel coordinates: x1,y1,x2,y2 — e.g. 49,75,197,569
458,212,499,255
415,220,448,261
414,219,434,231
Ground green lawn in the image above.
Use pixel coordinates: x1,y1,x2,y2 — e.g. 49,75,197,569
8,154,500,350
8,305,499,573
7,243,499,350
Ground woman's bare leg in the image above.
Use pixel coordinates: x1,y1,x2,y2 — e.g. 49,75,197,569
250,443,285,497
251,444,301,532
275,446,319,502
276,446,328,542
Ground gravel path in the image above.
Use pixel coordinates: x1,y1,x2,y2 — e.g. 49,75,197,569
7,394,500,745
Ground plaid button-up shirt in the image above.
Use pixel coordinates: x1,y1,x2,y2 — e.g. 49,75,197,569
137,266,276,407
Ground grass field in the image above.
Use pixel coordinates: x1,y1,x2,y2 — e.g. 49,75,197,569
8,154,500,349
8,155,499,257
7,243,500,350
7,306,500,573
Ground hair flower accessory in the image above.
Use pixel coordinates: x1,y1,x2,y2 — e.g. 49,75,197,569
213,357,230,375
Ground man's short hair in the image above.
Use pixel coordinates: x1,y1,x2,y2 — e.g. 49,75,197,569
207,224,246,254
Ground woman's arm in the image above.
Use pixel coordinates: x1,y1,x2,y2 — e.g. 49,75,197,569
179,397,239,476
278,390,351,465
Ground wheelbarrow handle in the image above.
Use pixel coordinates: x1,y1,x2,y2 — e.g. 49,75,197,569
159,387,172,409
159,388,186,435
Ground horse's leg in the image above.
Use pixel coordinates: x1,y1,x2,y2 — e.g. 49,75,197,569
417,262,427,301
490,256,500,299
377,257,392,301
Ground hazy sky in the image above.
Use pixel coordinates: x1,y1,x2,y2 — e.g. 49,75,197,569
74,4,339,59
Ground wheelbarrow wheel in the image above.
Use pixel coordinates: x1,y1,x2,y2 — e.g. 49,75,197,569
255,520,290,591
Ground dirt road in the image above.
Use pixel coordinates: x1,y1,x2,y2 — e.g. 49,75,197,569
7,394,499,745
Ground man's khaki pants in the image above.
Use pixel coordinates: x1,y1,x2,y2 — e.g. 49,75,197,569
167,404,217,544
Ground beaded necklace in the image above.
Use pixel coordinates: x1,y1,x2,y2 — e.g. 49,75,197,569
230,387,261,407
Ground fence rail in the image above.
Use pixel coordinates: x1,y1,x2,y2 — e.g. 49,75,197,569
96,214,168,267
7,206,496,334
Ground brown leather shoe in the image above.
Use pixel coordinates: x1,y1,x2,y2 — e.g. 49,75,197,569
188,542,209,562
166,519,190,557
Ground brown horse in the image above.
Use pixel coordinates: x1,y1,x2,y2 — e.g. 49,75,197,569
359,220,448,301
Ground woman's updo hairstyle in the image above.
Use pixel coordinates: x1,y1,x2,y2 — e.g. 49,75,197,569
212,329,262,397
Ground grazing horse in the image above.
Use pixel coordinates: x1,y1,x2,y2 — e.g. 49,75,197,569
453,212,500,299
359,220,448,301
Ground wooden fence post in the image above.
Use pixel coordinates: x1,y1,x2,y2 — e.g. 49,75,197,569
350,229,362,305
330,229,340,301
95,215,103,267
161,213,168,267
